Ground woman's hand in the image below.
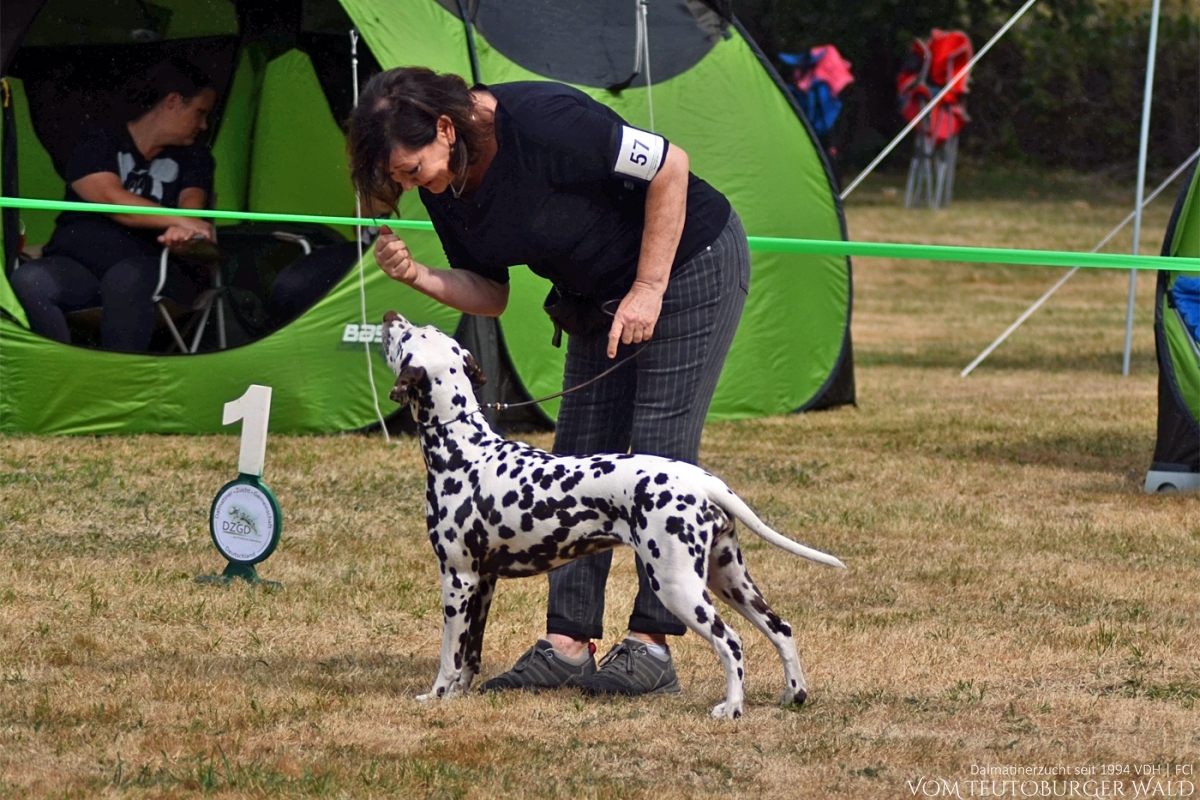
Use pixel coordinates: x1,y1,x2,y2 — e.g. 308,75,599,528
158,218,214,250
607,279,665,358
375,225,420,285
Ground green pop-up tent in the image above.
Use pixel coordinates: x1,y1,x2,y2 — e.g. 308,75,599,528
0,0,853,434
1145,165,1199,492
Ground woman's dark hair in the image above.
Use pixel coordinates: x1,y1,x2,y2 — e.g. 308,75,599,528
128,57,214,112
347,67,488,211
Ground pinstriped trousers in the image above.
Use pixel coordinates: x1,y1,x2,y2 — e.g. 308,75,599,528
547,210,751,640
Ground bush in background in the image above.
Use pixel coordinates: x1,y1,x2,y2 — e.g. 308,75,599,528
735,0,1199,173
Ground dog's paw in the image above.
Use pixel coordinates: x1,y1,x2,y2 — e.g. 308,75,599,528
709,701,744,720
416,683,465,702
780,687,808,707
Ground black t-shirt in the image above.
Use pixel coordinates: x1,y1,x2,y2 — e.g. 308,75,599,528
420,81,731,302
53,125,214,239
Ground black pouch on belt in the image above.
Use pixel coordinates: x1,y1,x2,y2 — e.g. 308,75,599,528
542,285,611,347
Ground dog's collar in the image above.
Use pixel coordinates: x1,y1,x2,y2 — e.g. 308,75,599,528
419,408,487,434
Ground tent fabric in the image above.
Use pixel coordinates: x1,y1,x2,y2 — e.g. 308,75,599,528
5,77,63,247
343,0,854,423
1,0,853,434
244,48,357,241
1150,165,1200,472
452,0,723,90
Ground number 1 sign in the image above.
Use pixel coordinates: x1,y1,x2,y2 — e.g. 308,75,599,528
196,385,283,587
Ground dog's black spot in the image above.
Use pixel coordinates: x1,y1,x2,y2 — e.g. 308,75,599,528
476,492,502,525
444,605,457,618
665,516,685,536
656,491,674,509
502,490,518,507
765,612,791,637
645,563,661,592
498,525,516,540
497,463,508,477
443,477,462,495
520,513,534,532
728,640,743,663
647,539,660,559
695,606,708,624
730,587,745,605
454,497,474,526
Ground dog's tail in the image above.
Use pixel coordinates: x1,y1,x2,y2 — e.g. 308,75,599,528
703,475,847,569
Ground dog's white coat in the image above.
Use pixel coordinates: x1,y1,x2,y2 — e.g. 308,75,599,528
382,312,845,719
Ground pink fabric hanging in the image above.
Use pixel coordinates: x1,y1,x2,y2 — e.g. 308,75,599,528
795,45,854,97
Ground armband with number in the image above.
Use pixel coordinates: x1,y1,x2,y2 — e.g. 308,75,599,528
612,125,666,183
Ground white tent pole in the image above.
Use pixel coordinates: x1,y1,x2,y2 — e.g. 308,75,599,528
351,28,390,442
639,0,654,132
1122,0,1162,376
960,147,1200,377
840,0,1039,201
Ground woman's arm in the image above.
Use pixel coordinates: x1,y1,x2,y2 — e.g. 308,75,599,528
158,186,214,247
606,143,689,358
71,172,213,241
375,225,510,316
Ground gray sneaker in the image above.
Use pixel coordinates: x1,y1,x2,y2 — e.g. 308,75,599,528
577,638,681,696
478,639,596,692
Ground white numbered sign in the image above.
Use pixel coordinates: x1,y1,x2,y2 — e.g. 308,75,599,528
224,384,272,477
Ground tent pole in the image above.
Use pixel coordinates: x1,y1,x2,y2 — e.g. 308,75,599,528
455,0,481,85
639,0,654,132
351,28,390,442
1123,0,1162,376
960,147,1199,377
840,0,1038,201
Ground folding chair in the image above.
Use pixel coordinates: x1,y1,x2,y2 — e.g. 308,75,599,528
153,242,226,354
897,30,972,210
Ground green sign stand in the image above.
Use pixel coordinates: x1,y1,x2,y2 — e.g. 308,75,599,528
196,385,283,588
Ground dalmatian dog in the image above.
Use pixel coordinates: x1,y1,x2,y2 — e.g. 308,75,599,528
381,310,846,719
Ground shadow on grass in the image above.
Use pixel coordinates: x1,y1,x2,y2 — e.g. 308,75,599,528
857,348,1158,374
951,431,1153,475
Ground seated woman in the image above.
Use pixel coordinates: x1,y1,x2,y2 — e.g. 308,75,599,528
10,58,217,352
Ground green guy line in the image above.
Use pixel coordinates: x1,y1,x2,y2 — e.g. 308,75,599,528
3,196,1197,273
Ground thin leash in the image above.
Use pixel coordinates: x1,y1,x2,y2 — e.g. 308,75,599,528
483,345,644,411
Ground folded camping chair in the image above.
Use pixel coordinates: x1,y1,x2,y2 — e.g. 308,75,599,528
897,29,972,209
154,226,330,352
154,242,225,354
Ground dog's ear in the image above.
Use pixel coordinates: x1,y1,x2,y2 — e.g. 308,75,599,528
389,365,427,404
464,352,487,389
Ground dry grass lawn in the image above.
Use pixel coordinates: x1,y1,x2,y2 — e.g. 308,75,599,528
2,167,1198,798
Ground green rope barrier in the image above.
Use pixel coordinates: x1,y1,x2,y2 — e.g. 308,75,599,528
3,195,1197,272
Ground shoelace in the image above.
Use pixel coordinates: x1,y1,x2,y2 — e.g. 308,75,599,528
598,643,638,674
